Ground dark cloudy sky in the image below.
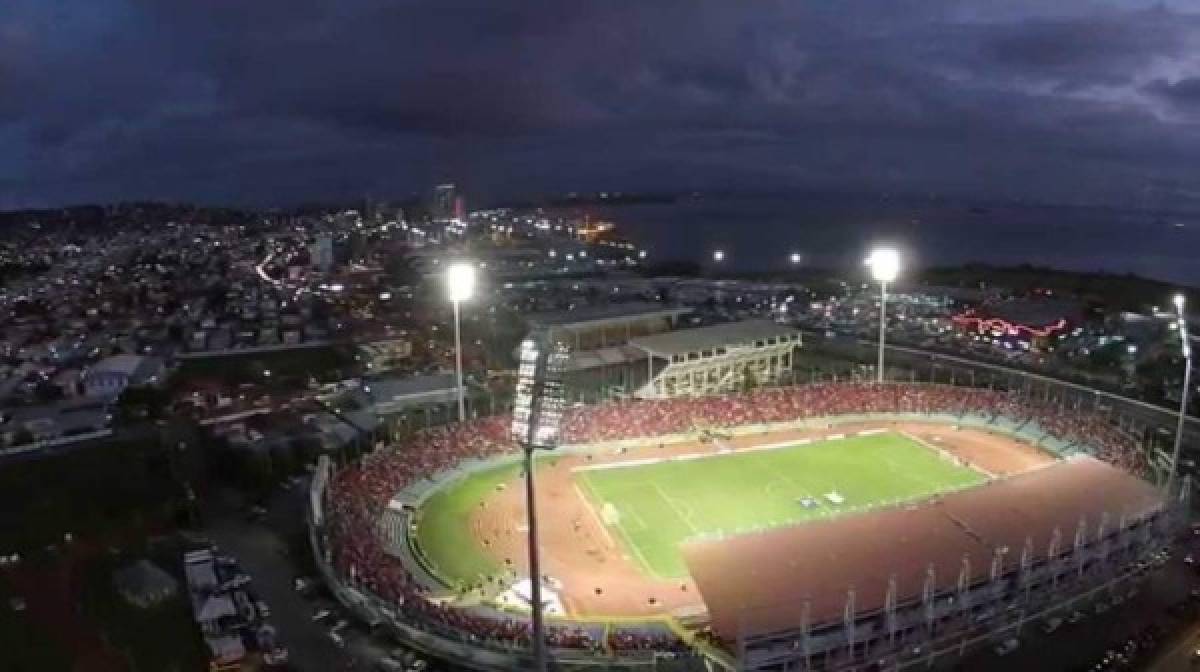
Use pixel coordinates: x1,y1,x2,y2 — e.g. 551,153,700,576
3,0,1200,209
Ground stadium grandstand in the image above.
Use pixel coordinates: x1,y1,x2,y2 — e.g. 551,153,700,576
307,377,1184,671
630,320,801,398
526,302,690,402
687,456,1167,670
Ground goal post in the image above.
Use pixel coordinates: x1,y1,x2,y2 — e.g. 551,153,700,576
601,502,621,526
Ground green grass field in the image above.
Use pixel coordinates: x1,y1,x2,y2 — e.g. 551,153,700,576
578,432,985,577
415,462,523,585
414,432,985,587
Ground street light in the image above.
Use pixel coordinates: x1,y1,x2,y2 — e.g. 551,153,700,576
1168,293,1192,497
446,262,476,422
790,252,802,265
712,249,725,263
866,247,900,383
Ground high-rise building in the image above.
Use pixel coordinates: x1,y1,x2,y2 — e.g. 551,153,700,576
310,233,334,272
434,184,457,222
453,194,466,222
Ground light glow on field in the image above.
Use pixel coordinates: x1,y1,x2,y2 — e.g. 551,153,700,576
577,432,984,578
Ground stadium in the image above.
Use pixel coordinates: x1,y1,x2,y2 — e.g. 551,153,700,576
307,326,1188,671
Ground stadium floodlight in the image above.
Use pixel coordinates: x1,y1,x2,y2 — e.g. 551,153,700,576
1168,293,1192,498
867,247,900,283
509,335,568,672
446,261,475,303
446,262,476,422
865,247,901,382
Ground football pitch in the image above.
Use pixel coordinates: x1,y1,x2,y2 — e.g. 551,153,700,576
577,432,985,578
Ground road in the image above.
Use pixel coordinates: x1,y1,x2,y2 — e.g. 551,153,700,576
203,483,393,672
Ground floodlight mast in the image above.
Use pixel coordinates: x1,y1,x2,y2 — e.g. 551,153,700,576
866,248,900,383
1168,294,1192,497
510,334,568,672
446,262,476,422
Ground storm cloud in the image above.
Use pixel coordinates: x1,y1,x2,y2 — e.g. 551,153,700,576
2,0,1200,207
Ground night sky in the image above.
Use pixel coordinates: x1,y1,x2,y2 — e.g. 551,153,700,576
3,1,1200,209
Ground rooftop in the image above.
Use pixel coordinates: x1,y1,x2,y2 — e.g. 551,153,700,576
684,456,1161,640
629,320,800,357
364,373,457,402
528,302,688,330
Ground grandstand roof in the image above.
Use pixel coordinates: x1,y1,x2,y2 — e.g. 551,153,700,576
364,373,457,403
527,302,688,330
563,345,646,372
629,320,800,357
683,456,1162,641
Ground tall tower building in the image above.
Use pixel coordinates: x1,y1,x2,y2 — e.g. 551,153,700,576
453,194,466,222
310,233,334,272
434,184,457,222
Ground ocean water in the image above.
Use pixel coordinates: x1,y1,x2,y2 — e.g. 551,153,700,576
594,193,1200,286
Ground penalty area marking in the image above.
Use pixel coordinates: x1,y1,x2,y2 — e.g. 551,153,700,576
652,483,700,536
573,482,617,549
572,431,862,474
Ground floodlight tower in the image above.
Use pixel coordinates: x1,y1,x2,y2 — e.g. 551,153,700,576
446,262,476,422
866,247,900,383
1167,293,1192,497
511,334,568,672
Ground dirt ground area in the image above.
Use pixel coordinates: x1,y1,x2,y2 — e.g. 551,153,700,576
464,420,1055,620
899,423,1056,476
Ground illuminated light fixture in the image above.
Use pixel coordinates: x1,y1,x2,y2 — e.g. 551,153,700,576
790,252,802,265
446,263,475,303
446,262,476,421
1167,292,1192,497
865,247,900,283
509,334,568,672
951,313,1069,340
712,249,725,262
865,246,900,382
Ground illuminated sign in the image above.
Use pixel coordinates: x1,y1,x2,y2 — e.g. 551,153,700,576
951,312,1068,339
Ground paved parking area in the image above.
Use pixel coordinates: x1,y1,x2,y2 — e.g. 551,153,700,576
203,482,395,672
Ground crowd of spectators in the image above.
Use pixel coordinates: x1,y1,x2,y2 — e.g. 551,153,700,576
324,382,1147,655
561,384,1146,475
